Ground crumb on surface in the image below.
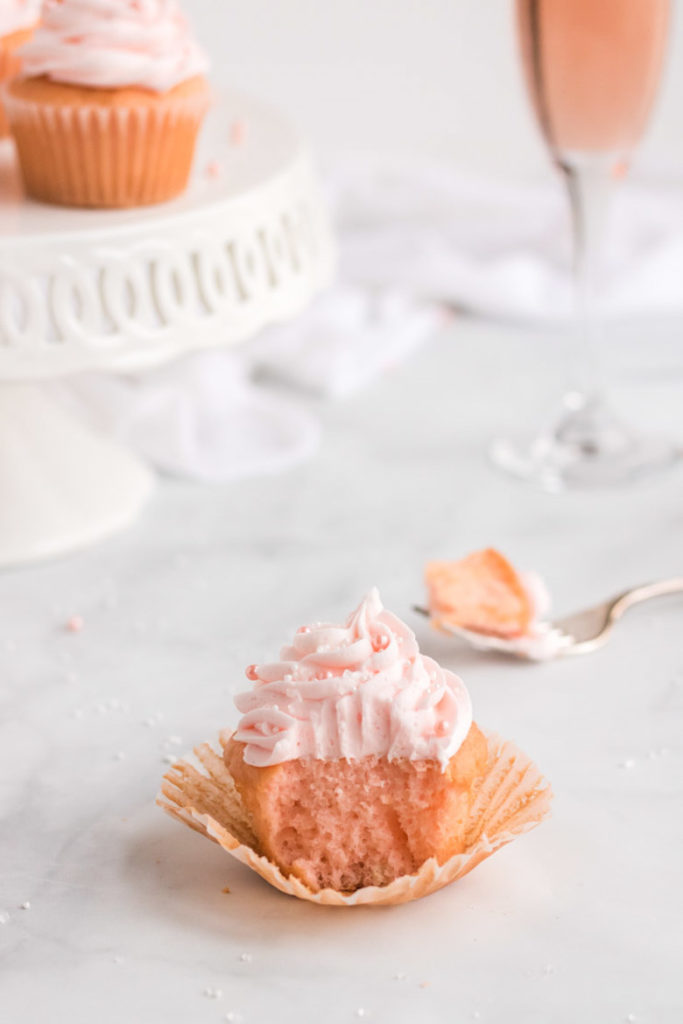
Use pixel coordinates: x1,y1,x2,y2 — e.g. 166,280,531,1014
66,615,84,633
230,119,246,146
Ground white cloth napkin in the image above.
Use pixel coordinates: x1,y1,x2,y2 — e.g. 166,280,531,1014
62,158,683,481
332,156,683,320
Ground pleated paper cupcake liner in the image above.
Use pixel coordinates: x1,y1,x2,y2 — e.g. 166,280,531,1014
157,731,553,907
3,85,210,207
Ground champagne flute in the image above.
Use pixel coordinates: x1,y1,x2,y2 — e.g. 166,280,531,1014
491,0,677,490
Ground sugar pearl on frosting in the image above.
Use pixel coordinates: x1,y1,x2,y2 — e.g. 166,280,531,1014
245,665,259,681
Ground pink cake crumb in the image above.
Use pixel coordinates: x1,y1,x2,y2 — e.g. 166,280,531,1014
66,615,84,633
230,119,246,146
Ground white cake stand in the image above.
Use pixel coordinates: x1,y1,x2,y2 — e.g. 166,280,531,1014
0,93,335,567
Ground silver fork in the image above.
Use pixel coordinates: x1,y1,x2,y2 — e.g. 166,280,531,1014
414,576,683,660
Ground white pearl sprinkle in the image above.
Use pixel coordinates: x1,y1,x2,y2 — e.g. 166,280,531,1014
0,911,10,925
19,902,31,910
204,987,223,999
239,952,252,963
620,759,636,769
143,713,163,727
112,956,124,966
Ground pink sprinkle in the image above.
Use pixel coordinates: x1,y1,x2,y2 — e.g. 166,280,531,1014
66,616,84,634
205,160,221,179
230,119,246,146
245,665,259,681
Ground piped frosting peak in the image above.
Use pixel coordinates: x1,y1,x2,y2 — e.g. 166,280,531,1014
234,588,473,769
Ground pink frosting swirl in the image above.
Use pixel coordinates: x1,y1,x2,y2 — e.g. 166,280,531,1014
0,0,40,38
19,0,209,92
234,588,473,769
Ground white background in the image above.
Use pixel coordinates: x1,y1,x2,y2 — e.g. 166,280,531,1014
2,6,683,1023
190,0,683,178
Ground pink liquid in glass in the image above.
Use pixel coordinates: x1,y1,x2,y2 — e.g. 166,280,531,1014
517,0,670,156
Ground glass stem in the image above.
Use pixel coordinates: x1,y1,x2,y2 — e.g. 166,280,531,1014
559,156,615,405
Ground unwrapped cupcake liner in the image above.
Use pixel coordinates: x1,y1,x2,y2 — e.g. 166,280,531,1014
2,86,210,207
158,732,553,906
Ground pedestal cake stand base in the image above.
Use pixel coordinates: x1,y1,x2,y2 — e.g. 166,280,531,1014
0,93,335,566
0,385,153,567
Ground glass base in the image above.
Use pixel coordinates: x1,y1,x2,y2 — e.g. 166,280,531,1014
490,393,681,492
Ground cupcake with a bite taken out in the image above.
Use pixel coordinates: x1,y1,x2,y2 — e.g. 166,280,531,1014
159,589,553,905
4,0,211,207
0,0,40,137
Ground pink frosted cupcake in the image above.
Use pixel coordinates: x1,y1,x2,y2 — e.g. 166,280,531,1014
0,0,40,137
4,0,211,207
160,590,552,905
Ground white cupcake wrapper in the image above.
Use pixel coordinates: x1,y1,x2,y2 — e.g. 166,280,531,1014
157,732,553,907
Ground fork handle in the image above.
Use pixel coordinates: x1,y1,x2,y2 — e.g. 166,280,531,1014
609,577,683,622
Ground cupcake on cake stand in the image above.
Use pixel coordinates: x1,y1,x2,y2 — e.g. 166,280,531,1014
0,90,335,565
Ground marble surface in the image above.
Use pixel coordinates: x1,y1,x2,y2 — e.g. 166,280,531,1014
1,320,682,1024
